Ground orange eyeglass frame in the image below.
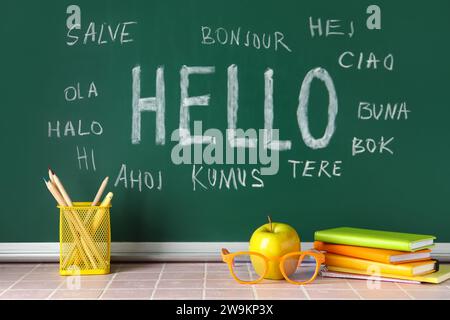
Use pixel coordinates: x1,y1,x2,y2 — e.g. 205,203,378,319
221,248,325,285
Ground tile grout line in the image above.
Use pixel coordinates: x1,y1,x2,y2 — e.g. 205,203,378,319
246,263,258,300
97,265,120,300
346,280,364,300
300,285,311,300
0,263,41,297
46,277,67,300
0,286,348,290
150,263,165,300
251,285,258,300
202,263,207,300
394,282,415,300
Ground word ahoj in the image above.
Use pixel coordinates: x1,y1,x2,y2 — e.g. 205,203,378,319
67,21,137,46
358,101,410,120
114,164,162,192
201,26,292,52
131,65,338,152
48,120,103,138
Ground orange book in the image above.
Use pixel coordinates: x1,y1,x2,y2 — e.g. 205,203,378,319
324,253,436,277
314,241,432,264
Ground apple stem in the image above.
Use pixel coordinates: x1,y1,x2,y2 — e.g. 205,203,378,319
267,216,273,232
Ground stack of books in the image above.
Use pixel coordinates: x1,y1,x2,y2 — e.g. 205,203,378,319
314,227,450,284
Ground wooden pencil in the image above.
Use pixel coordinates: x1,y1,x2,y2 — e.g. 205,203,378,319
67,177,110,266
51,173,103,268
44,179,91,267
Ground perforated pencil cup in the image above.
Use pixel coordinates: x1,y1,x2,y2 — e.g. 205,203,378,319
58,202,111,276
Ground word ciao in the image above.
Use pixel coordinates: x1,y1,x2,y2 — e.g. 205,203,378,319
201,26,292,52
339,52,394,71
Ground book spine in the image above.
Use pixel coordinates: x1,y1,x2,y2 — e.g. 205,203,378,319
314,231,410,251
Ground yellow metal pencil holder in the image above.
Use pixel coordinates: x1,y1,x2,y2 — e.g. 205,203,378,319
58,202,111,276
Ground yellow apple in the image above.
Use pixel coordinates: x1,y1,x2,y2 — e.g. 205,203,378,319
249,220,301,280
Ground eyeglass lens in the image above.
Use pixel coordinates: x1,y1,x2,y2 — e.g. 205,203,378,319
282,254,318,283
231,254,266,282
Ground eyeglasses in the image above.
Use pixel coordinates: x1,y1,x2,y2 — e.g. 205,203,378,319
221,248,325,285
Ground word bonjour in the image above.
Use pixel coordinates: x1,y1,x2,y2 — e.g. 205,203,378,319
201,26,292,52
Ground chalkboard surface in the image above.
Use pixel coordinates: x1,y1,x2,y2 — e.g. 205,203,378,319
1,0,450,243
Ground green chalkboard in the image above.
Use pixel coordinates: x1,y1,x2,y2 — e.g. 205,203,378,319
1,0,450,243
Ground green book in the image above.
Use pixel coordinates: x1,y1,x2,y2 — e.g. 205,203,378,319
314,227,436,252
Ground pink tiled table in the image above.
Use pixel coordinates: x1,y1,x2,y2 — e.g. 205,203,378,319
0,263,449,300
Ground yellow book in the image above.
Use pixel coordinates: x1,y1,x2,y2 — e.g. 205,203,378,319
327,265,450,284
325,253,436,276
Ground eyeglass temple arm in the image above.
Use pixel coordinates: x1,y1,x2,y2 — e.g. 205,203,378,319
221,248,230,261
